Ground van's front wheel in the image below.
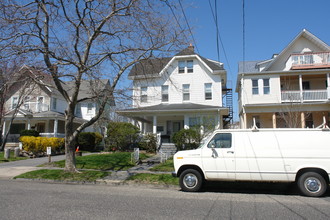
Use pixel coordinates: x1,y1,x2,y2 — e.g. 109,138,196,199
179,169,203,192
297,172,327,197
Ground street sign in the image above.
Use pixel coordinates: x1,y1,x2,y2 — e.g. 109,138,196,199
47,147,51,155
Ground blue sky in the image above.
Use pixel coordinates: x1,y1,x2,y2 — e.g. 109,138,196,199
184,0,330,121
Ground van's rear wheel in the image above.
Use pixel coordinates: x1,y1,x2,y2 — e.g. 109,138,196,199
179,169,203,192
297,172,327,197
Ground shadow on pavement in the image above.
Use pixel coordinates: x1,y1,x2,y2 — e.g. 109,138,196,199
197,181,330,197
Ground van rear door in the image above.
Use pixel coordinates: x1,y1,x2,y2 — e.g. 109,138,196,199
201,132,236,180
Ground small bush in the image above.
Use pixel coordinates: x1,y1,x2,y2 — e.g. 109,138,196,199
139,133,157,153
77,132,95,151
20,130,39,137
20,136,64,155
106,122,140,151
172,127,201,151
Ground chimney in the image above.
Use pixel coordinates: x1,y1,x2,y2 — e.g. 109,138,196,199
188,43,194,52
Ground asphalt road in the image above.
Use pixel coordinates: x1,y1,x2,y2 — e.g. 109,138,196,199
1,179,330,220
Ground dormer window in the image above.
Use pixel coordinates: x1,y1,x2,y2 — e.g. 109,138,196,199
178,60,194,73
141,87,147,103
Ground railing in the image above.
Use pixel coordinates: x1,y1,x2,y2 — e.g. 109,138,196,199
281,89,328,102
291,52,330,69
39,133,65,138
23,102,49,113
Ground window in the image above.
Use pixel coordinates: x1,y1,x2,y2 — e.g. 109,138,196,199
178,61,185,73
189,117,200,127
75,103,81,116
157,126,164,132
178,60,194,73
187,60,193,73
52,97,57,110
140,87,147,103
207,133,232,149
87,103,93,114
12,96,18,109
302,81,310,90
23,96,30,110
252,79,259,95
263,79,270,94
204,83,212,100
182,84,190,101
161,85,169,102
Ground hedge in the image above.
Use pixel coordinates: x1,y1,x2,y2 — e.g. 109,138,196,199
20,136,65,154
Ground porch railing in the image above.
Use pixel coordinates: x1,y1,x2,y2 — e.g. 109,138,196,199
39,133,65,138
291,52,330,69
281,89,328,102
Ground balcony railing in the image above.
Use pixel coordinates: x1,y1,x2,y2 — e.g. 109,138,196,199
281,89,328,102
291,52,330,69
22,102,49,113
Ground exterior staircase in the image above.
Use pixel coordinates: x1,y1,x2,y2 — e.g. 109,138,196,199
158,143,177,157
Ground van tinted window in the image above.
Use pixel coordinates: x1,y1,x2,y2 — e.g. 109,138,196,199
207,133,232,148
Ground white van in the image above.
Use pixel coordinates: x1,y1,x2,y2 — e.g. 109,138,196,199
172,128,330,197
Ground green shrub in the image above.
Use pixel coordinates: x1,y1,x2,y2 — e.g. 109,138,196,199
172,127,201,151
94,132,103,146
139,133,157,153
77,132,96,151
19,136,64,155
106,122,140,151
20,129,39,137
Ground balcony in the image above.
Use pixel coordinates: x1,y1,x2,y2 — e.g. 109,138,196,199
290,52,330,70
281,89,328,102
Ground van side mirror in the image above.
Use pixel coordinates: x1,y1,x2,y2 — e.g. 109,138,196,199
211,143,215,149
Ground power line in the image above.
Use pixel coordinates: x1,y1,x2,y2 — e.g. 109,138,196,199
178,0,199,53
208,0,232,75
242,0,246,73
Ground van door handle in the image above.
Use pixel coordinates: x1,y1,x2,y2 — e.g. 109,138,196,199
227,151,234,154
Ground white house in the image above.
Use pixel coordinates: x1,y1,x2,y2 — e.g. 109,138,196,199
117,45,231,148
237,29,330,129
3,65,113,142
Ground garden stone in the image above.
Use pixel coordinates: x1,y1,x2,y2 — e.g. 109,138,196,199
4,149,10,159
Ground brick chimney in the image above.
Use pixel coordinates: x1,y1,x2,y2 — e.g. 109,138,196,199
188,43,194,52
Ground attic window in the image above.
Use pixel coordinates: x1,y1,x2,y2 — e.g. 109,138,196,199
178,60,193,73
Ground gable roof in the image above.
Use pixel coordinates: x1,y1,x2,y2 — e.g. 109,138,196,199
264,29,330,71
128,45,225,79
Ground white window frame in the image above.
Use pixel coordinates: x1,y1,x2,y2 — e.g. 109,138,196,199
140,87,148,103
182,84,190,101
187,60,193,73
87,103,93,114
263,79,270,95
52,97,57,110
75,103,82,116
252,79,259,95
178,61,185,73
12,96,18,109
161,85,169,102
204,83,212,100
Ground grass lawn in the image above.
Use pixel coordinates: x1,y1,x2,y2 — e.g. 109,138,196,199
14,169,109,181
127,173,179,185
44,152,151,171
0,151,28,163
150,159,174,172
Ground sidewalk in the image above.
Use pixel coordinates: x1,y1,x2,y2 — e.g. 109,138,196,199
0,153,94,179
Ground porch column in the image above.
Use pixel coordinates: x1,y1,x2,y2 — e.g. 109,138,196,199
242,113,247,129
54,118,58,137
27,118,31,130
327,73,330,99
184,115,189,129
141,121,145,134
2,120,6,136
272,113,277,128
299,74,303,103
218,114,223,129
152,116,157,134
301,112,306,128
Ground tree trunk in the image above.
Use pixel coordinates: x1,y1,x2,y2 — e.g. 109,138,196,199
64,112,78,172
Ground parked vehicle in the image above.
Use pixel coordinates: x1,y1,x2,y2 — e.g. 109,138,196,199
172,128,330,197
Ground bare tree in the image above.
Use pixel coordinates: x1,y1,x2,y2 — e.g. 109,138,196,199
0,0,186,172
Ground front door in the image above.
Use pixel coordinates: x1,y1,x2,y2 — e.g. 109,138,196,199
201,132,236,180
173,121,181,133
